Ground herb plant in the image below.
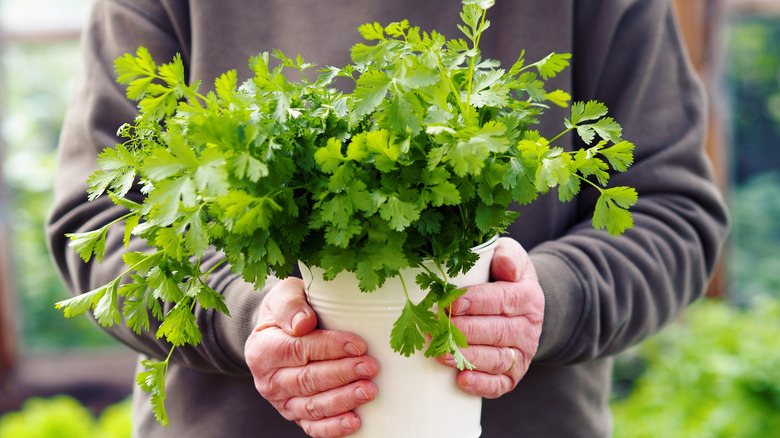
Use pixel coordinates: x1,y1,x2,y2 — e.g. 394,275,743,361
56,0,636,426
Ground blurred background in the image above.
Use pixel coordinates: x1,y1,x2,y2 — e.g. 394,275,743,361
0,0,779,436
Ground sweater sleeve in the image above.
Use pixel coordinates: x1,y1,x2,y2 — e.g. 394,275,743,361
45,0,262,376
530,0,729,364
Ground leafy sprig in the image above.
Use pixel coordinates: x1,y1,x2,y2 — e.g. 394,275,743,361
57,0,637,426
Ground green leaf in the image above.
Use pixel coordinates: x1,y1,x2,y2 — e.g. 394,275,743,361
425,181,461,207
155,227,185,260
156,302,202,347
380,92,424,135
475,203,516,233
314,138,346,173
115,46,156,89
193,150,229,196
426,314,475,370
351,70,393,118
183,212,210,256
558,174,582,202
390,298,439,357
590,117,623,143
231,153,269,182
97,144,137,170
55,287,105,319
217,191,283,234
215,69,238,102
93,279,122,326
573,148,610,185
67,225,110,263
545,89,571,107
364,130,401,172
445,122,509,177
123,296,152,335
529,52,571,80
142,148,187,181
144,177,195,226
461,0,495,9
148,267,185,303
379,195,421,231
123,214,140,247
570,100,608,125
358,22,385,41
136,359,169,426
534,149,572,192
593,187,638,236
601,141,635,172
188,282,230,315
321,194,354,228
385,20,410,38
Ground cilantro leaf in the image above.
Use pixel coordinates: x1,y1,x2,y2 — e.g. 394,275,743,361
379,195,421,231
529,52,571,80
351,70,392,118
593,187,638,236
136,359,169,426
570,100,609,125
66,226,110,263
390,299,438,357
156,302,202,347
601,141,635,172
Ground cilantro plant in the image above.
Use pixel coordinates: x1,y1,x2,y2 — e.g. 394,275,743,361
56,0,636,426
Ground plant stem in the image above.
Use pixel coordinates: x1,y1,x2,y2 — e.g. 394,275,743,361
548,126,575,144
464,8,488,124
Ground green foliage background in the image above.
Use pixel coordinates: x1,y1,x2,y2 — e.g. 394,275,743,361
1,41,117,350
611,14,780,437
0,396,130,438
612,299,780,437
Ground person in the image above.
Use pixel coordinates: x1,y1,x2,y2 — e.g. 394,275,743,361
46,0,729,437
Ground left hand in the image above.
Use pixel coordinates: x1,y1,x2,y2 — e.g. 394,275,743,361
436,237,545,399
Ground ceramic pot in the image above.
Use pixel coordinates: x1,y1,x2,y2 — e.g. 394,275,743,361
299,235,498,438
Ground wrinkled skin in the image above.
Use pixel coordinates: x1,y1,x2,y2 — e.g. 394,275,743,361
245,237,544,437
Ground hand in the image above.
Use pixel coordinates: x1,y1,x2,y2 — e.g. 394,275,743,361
244,278,380,438
437,237,545,399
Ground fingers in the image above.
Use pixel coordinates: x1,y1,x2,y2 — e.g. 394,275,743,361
246,277,381,438
435,237,545,400
260,353,379,399
257,277,318,336
439,345,517,374
490,237,535,283
452,281,544,318
247,326,370,370
449,314,540,352
437,346,523,398
296,412,362,438
455,369,516,399
281,379,378,422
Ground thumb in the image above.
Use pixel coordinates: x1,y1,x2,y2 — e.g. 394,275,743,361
490,237,527,283
257,277,318,336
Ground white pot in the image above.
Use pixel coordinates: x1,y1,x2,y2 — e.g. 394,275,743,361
299,235,498,438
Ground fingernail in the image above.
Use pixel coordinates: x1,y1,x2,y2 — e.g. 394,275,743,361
341,417,353,431
454,298,470,314
291,311,307,330
345,342,361,356
505,258,521,281
355,387,371,401
356,363,372,377
463,373,474,388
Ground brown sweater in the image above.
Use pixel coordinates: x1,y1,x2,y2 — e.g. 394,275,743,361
47,0,729,436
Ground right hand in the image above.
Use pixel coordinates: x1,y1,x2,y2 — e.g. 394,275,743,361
244,277,380,438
